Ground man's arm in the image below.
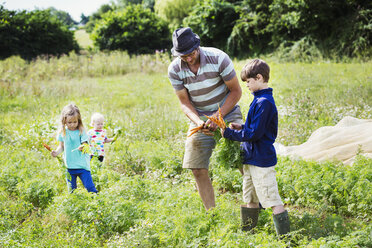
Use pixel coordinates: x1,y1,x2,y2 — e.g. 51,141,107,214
205,75,242,130
175,89,213,136
175,88,204,126
220,75,242,117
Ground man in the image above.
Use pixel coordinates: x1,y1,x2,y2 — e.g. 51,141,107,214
168,27,243,210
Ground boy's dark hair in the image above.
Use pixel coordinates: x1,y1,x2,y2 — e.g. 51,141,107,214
241,59,270,82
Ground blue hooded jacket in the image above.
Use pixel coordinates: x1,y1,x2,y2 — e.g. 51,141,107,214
223,88,277,167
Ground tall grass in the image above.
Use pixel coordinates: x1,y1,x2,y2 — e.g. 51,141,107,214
0,52,371,247
0,51,170,97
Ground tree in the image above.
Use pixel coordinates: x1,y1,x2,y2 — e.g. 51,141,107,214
183,0,239,51
154,0,197,31
0,7,79,60
227,0,273,57
80,14,90,25
266,0,372,57
91,4,170,54
85,4,115,32
115,0,155,10
47,7,78,27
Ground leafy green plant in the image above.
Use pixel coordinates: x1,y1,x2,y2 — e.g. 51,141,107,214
0,7,79,60
277,155,372,220
19,178,56,209
91,4,170,54
154,0,198,31
183,0,239,51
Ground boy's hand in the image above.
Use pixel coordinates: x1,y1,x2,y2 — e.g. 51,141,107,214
229,123,242,130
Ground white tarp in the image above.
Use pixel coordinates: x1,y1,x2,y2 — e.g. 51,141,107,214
275,116,372,165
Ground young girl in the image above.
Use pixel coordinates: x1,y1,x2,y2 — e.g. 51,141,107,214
51,104,98,193
87,112,114,162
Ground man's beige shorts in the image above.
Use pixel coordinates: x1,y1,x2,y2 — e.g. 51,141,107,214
242,164,283,208
183,105,243,169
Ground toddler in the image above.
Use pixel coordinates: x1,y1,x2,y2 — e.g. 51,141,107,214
88,113,114,162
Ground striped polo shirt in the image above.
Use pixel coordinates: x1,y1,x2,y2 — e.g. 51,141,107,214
168,47,236,115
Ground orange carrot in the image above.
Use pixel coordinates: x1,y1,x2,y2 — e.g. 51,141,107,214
187,125,204,137
43,143,51,151
204,107,226,129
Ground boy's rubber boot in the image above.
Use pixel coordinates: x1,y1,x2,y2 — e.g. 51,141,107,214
272,210,290,238
241,207,260,231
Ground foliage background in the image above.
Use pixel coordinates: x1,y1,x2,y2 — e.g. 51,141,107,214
1,0,371,59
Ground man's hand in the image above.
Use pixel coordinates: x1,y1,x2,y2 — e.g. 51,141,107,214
196,120,214,136
201,126,214,136
205,118,218,132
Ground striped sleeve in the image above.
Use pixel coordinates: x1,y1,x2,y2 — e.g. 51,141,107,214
168,61,185,91
218,52,236,81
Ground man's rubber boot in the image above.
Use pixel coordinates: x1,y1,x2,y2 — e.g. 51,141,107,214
273,210,290,238
241,206,260,231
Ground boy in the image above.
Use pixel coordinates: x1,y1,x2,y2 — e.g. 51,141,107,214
221,59,290,237
88,113,114,162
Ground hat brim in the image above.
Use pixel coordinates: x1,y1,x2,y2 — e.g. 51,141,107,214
171,39,200,57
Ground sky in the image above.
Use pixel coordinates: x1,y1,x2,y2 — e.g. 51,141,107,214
2,0,113,22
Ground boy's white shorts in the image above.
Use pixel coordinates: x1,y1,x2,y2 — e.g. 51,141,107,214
242,164,283,208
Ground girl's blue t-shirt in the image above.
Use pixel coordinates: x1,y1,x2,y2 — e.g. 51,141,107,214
58,129,90,171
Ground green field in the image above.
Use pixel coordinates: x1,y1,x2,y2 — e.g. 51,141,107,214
74,29,94,49
0,53,371,247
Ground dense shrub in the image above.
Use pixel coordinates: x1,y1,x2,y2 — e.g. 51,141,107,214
116,0,155,10
85,4,115,33
227,0,273,57
183,0,239,51
229,0,372,58
0,6,79,60
19,178,56,209
47,7,78,27
91,5,170,54
154,0,198,31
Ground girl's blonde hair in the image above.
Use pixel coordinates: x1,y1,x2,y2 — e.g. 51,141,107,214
60,103,84,136
90,112,105,126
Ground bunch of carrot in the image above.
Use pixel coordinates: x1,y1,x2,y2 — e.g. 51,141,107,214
188,107,226,137
204,107,226,129
187,125,204,137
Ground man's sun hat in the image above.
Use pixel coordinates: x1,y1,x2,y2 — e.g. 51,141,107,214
171,27,200,56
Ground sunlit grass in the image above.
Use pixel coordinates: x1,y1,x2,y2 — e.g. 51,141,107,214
0,53,371,247
74,29,93,49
